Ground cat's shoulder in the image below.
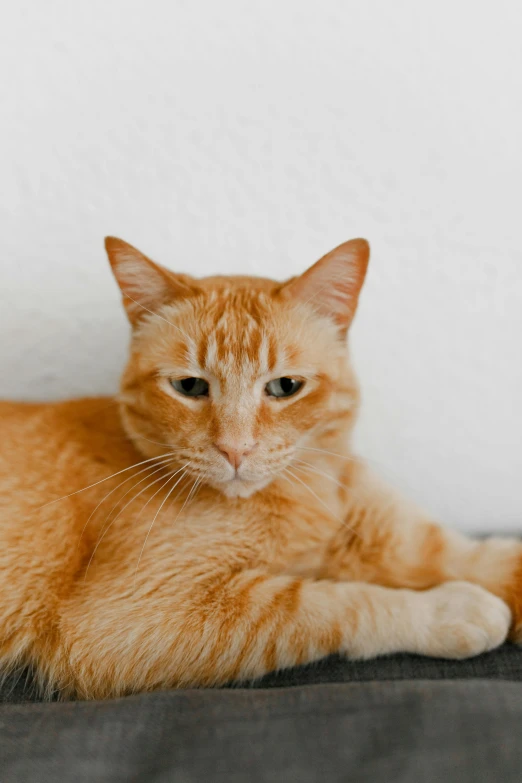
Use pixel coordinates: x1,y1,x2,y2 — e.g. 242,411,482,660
0,396,129,457
0,395,119,426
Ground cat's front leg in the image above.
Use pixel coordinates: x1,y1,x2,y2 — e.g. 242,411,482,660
57,569,510,698
321,465,522,640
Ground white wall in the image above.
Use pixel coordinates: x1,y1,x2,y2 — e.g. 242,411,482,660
1,0,521,531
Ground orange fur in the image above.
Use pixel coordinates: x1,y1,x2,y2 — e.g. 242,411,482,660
0,237,519,700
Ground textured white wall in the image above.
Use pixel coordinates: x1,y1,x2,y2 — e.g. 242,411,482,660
1,1,521,531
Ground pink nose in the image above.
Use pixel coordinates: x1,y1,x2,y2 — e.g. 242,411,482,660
215,441,257,470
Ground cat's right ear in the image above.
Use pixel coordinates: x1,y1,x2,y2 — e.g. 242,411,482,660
104,237,195,326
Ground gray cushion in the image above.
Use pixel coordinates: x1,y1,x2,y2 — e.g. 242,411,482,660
2,679,522,782
1,646,522,782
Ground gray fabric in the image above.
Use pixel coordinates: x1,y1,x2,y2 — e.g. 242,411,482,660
253,643,522,688
1,680,522,782
2,643,522,703
2,645,522,781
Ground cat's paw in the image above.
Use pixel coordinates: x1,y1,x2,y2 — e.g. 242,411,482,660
415,581,511,659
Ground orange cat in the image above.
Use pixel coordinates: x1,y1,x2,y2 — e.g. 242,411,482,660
0,237,520,700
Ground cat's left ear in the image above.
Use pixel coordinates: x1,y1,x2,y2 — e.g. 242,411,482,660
281,239,369,334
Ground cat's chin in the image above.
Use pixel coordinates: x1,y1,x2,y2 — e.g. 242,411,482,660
217,476,271,499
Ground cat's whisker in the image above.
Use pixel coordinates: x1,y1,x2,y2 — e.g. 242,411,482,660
169,473,208,545
281,470,299,489
76,457,176,551
41,452,177,508
162,471,192,517
83,472,170,583
86,461,175,541
83,463,188,582
133,469,193,586
132,464,189,522
171,477,201,534
189,485,202,511
284,466,341,521
296,445,358,462
293,458,349,491
182,480,200,519
284,467,363,540
293,456,382,507
292,462,367,529
182,479,203,541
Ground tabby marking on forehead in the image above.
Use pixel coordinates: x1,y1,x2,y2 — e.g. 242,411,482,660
202,318,275,377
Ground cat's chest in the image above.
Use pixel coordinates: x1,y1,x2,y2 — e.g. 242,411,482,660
271,544,329,579
262,506,341,578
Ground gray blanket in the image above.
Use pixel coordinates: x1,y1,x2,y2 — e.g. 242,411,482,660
1,645,522,782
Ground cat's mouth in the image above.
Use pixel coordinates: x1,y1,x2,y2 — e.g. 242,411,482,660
218,474,271,499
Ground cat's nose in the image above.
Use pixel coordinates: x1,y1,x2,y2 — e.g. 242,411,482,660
215,441,257,470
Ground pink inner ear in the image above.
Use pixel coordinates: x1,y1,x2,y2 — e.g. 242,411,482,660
105,237,197,326
105,241,174,324
113,255,171,312
283,239,369,331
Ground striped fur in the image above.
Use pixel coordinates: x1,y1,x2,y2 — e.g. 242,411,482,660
0,237,518,699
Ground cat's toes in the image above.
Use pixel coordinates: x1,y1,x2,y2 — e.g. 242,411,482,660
416,581,511,659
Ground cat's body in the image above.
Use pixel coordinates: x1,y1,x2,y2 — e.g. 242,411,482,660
0,238,520,699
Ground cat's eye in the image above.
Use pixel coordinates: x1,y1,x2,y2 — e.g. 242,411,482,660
265,377,303,398
171,377,209,397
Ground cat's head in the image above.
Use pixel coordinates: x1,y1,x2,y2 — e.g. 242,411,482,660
105,237,369,498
